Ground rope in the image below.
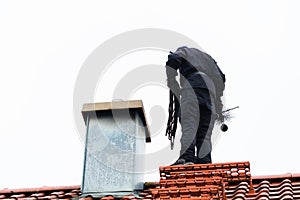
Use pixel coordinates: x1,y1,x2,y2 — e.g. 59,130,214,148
165,90,180,150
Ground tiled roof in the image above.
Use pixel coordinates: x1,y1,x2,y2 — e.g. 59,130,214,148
153,161,252,199
156,162,300,199
1,161,300,199
0,185,81,199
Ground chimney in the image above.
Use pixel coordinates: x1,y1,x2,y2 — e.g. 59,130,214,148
81,100,151,198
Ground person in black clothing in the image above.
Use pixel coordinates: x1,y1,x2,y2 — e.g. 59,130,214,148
165,46,226,165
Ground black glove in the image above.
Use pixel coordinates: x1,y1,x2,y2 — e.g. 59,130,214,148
215,99,224,124
216,113,225,124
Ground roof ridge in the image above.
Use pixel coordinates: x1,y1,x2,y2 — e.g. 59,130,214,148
253,173,300,180
0,185,80,194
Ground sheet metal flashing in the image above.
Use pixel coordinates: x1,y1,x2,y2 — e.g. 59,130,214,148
82,100,151,142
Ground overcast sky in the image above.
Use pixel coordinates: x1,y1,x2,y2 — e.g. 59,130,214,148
1,0,300,189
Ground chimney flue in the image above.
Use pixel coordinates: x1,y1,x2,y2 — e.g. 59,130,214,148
81,100,151,198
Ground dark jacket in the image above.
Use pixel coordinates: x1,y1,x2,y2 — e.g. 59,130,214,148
166,47,226,113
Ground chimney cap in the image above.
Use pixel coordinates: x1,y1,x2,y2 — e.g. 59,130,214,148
81,100,151,142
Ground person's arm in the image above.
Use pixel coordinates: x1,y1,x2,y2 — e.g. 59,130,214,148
165,52,181,97
214,64,226,122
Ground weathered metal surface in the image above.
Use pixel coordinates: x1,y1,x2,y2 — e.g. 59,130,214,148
82,100,150,142
81,104,149,198
82,100,144,113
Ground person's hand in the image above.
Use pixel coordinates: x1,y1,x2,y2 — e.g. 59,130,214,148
215,100,224,124
216,113,225,124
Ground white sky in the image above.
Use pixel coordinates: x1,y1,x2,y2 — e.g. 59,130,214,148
1,0,300,189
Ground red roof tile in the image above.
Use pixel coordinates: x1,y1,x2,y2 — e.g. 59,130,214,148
0,185,81,200
1,161,299,199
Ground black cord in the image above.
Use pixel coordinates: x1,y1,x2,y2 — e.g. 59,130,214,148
166,90,180,150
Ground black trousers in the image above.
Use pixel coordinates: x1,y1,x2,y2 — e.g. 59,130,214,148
179,88,216,164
